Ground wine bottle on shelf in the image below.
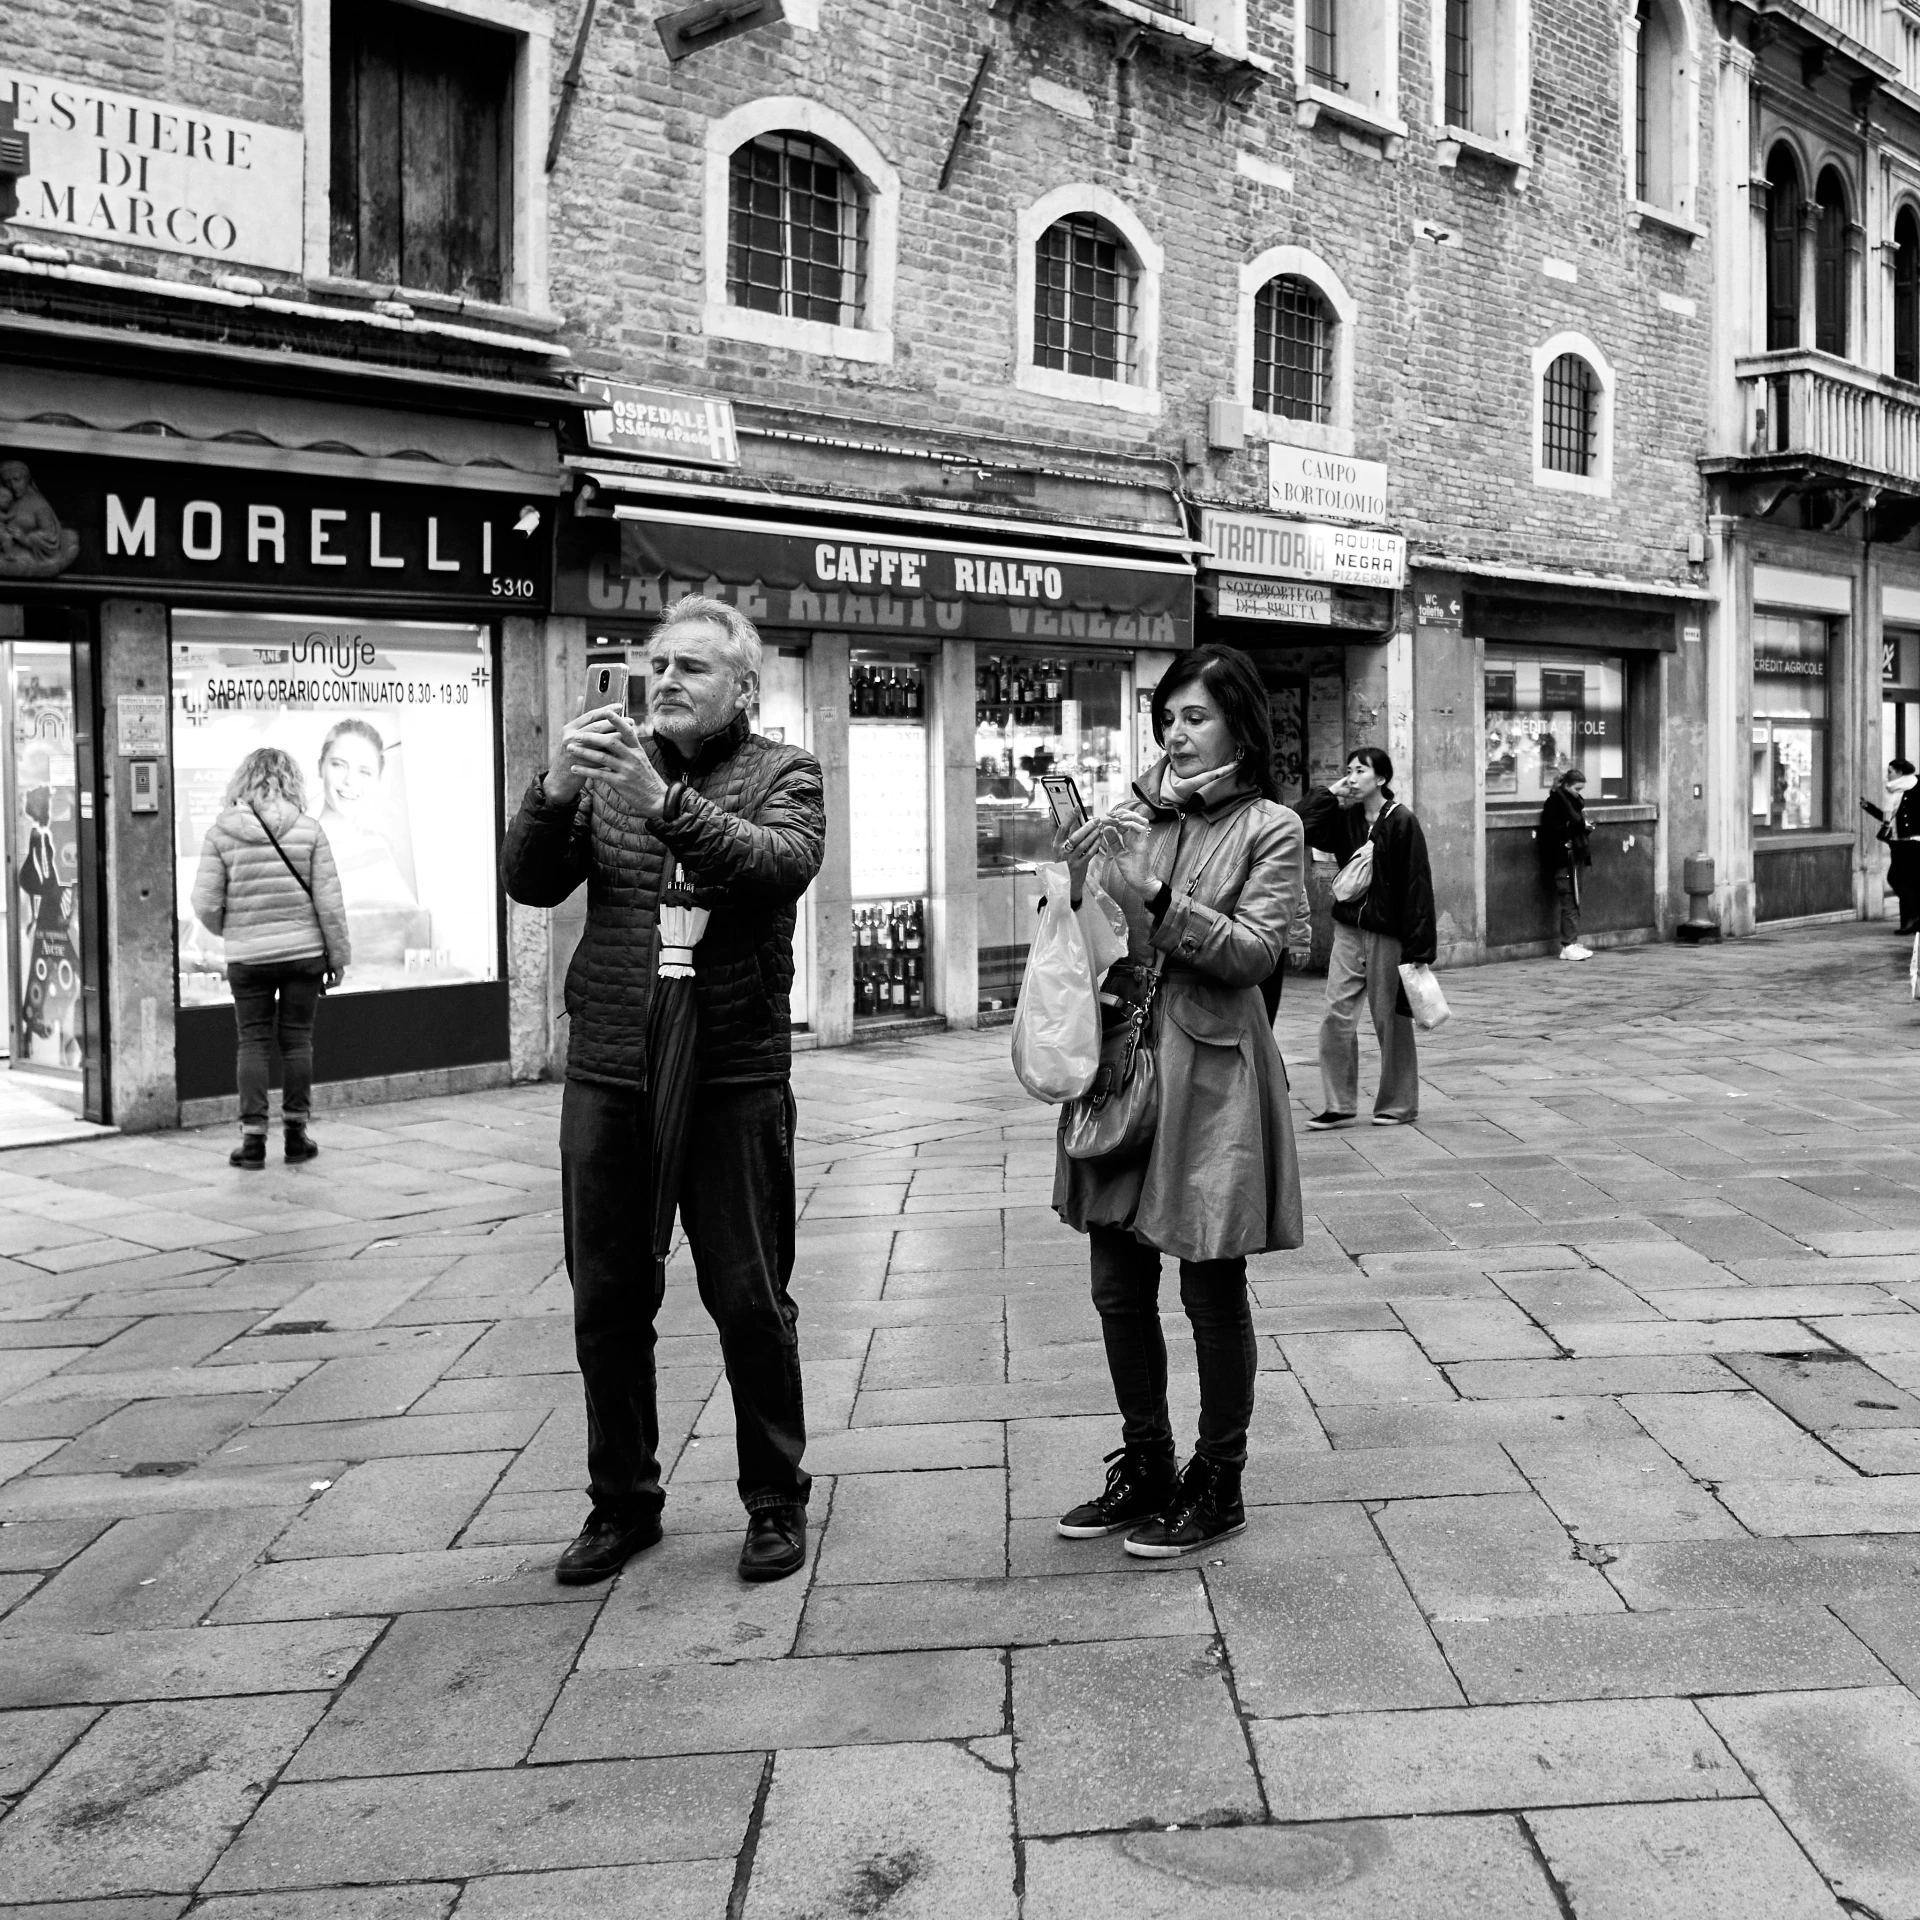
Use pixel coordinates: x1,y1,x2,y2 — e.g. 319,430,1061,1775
1044,660,1062,702
905,670,922,719
905,956,922,1014
889,955,906,1009
906,901,923,951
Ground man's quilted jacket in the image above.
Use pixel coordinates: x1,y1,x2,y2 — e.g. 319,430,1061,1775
501,714,826,1089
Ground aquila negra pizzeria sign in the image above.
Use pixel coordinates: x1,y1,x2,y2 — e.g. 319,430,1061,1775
0,452,553,609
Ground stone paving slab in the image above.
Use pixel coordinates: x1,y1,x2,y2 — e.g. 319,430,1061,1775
6,926,1920,1910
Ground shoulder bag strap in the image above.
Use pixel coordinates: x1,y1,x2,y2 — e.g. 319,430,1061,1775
248,804,331,971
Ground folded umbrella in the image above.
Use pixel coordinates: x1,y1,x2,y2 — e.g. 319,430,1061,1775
649,863,710,1288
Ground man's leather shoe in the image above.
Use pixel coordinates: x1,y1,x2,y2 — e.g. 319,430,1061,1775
738,1505,806,1582
554,1508,661,1585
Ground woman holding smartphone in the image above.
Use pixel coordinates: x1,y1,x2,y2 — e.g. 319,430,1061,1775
1049,644,1305,1558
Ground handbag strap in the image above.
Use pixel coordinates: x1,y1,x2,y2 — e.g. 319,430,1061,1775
248,803,331,971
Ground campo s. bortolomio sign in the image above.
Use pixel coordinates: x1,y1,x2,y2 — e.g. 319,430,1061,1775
557,509,1193,647
0,69,304,274
0,452,554,610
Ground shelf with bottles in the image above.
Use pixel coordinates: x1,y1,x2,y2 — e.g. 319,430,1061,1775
974,654,1070,729
850,653,926,723
852,897,930,1020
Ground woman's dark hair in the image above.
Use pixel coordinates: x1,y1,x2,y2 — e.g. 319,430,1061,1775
1345,744,1395,799
1893,758,1916,777
1150,645,1279,801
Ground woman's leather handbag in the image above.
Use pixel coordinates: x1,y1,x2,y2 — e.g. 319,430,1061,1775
1062,963,1161,1162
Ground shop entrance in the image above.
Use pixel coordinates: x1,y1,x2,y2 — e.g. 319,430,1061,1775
0,633,106,1122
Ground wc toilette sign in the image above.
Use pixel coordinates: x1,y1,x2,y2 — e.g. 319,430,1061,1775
1,69,303,274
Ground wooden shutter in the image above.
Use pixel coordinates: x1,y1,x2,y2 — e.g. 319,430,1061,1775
331,1,514,303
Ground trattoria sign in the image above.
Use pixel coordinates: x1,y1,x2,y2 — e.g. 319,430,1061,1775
1200,508,1405,591
0,69,303,274
558,511,1193,647
0,451,553,609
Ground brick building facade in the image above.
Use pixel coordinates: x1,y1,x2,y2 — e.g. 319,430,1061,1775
0,0,1851,1126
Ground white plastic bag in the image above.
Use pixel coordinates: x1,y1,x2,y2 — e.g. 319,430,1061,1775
1398,961,1451,1032
1012,862,1101,1103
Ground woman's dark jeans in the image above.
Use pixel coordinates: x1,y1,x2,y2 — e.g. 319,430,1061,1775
227,960,325,1130
1088,1223,1258,1470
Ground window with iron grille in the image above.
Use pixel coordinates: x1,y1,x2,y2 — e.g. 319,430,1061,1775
1541,353,1597,476
727,133,867,327
1252,276,1332,422
1444,0,1473,126
1304,0,1339,87
1034,216,1136,383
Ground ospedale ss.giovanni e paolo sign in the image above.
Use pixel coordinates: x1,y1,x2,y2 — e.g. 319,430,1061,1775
0,452,554,610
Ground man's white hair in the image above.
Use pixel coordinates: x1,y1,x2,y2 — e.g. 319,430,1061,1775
654,594,763,681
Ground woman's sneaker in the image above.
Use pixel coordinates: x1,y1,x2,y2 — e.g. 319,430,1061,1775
1124,1457,1246,1558
1056,1446,1179,1538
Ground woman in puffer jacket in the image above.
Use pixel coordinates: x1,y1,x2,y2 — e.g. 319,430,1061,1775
191,747,350,1168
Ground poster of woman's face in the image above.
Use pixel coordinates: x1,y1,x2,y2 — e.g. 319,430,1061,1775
170,611,500,1007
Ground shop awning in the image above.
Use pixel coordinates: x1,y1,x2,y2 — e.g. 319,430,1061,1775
556,505,1194,648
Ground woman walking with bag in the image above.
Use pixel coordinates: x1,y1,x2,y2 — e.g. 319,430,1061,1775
1297,747,1435,1129
1865,758,1920,935
191,748,349,1167
1049,645,1305,1559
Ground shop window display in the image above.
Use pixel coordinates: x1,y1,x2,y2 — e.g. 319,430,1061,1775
976,650,1128,1010
1751,611,1829,833
849,651,930,1023
1484,650,1627,804
172,611,501,1005
6,645,82,1074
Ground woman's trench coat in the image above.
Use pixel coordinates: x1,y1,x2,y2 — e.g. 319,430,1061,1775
1052,760,1306,1264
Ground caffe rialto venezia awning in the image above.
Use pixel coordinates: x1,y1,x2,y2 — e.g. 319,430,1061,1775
554,505,1195,649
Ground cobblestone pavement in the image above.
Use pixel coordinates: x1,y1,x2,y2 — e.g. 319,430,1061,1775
6,923,1920,1915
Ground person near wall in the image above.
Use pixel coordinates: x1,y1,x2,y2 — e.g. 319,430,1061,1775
1865,758,1920,936
1297,747,1436,1130
190,748,350,1169
1538,766,1594,961
502,596,826,1589
1050,644,1305,1559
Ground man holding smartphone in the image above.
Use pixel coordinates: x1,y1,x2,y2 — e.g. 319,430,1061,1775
503,596,826,1586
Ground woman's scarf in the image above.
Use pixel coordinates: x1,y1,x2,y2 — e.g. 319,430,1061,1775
1890,775,1918,799
1162,757,1243,806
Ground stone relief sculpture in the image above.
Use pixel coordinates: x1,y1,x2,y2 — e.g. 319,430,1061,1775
0,463,81,579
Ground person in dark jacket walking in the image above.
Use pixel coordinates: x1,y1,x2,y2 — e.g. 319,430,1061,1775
1865,758,1920,934
190,748,350,1168
503,596,826,1588
1296,747,1435,1128
1539,767,1594,961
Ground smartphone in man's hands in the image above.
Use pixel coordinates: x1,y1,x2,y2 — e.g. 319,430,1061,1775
584,659,630,713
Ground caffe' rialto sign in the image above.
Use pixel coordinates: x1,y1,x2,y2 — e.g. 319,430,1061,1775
0,453,554,609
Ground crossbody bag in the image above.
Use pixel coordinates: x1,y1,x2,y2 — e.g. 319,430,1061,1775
248,804,334,986
1330,800,1396,905
1060,809,1241,1164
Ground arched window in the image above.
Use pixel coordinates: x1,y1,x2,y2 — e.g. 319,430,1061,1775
1252,277,1332,422
1815,167,1850,357
727,131,867,327
1033,214,1138,385
1542,353,1598,477
1896,207,1919,385
1765,144,1803,352
1633,0,1685,209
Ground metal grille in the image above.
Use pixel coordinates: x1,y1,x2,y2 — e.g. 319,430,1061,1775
1444,0,1473,126
1304,0,1338,87
1034,215,1135,383
1541,353,1597,476
727,132,866,326
1252,276,1331,422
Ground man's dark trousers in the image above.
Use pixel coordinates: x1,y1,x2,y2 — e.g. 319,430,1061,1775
559,1076,809,1521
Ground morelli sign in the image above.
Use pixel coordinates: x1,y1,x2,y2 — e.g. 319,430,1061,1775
0,451,554,609
581,379,739,468
0,69,303,273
